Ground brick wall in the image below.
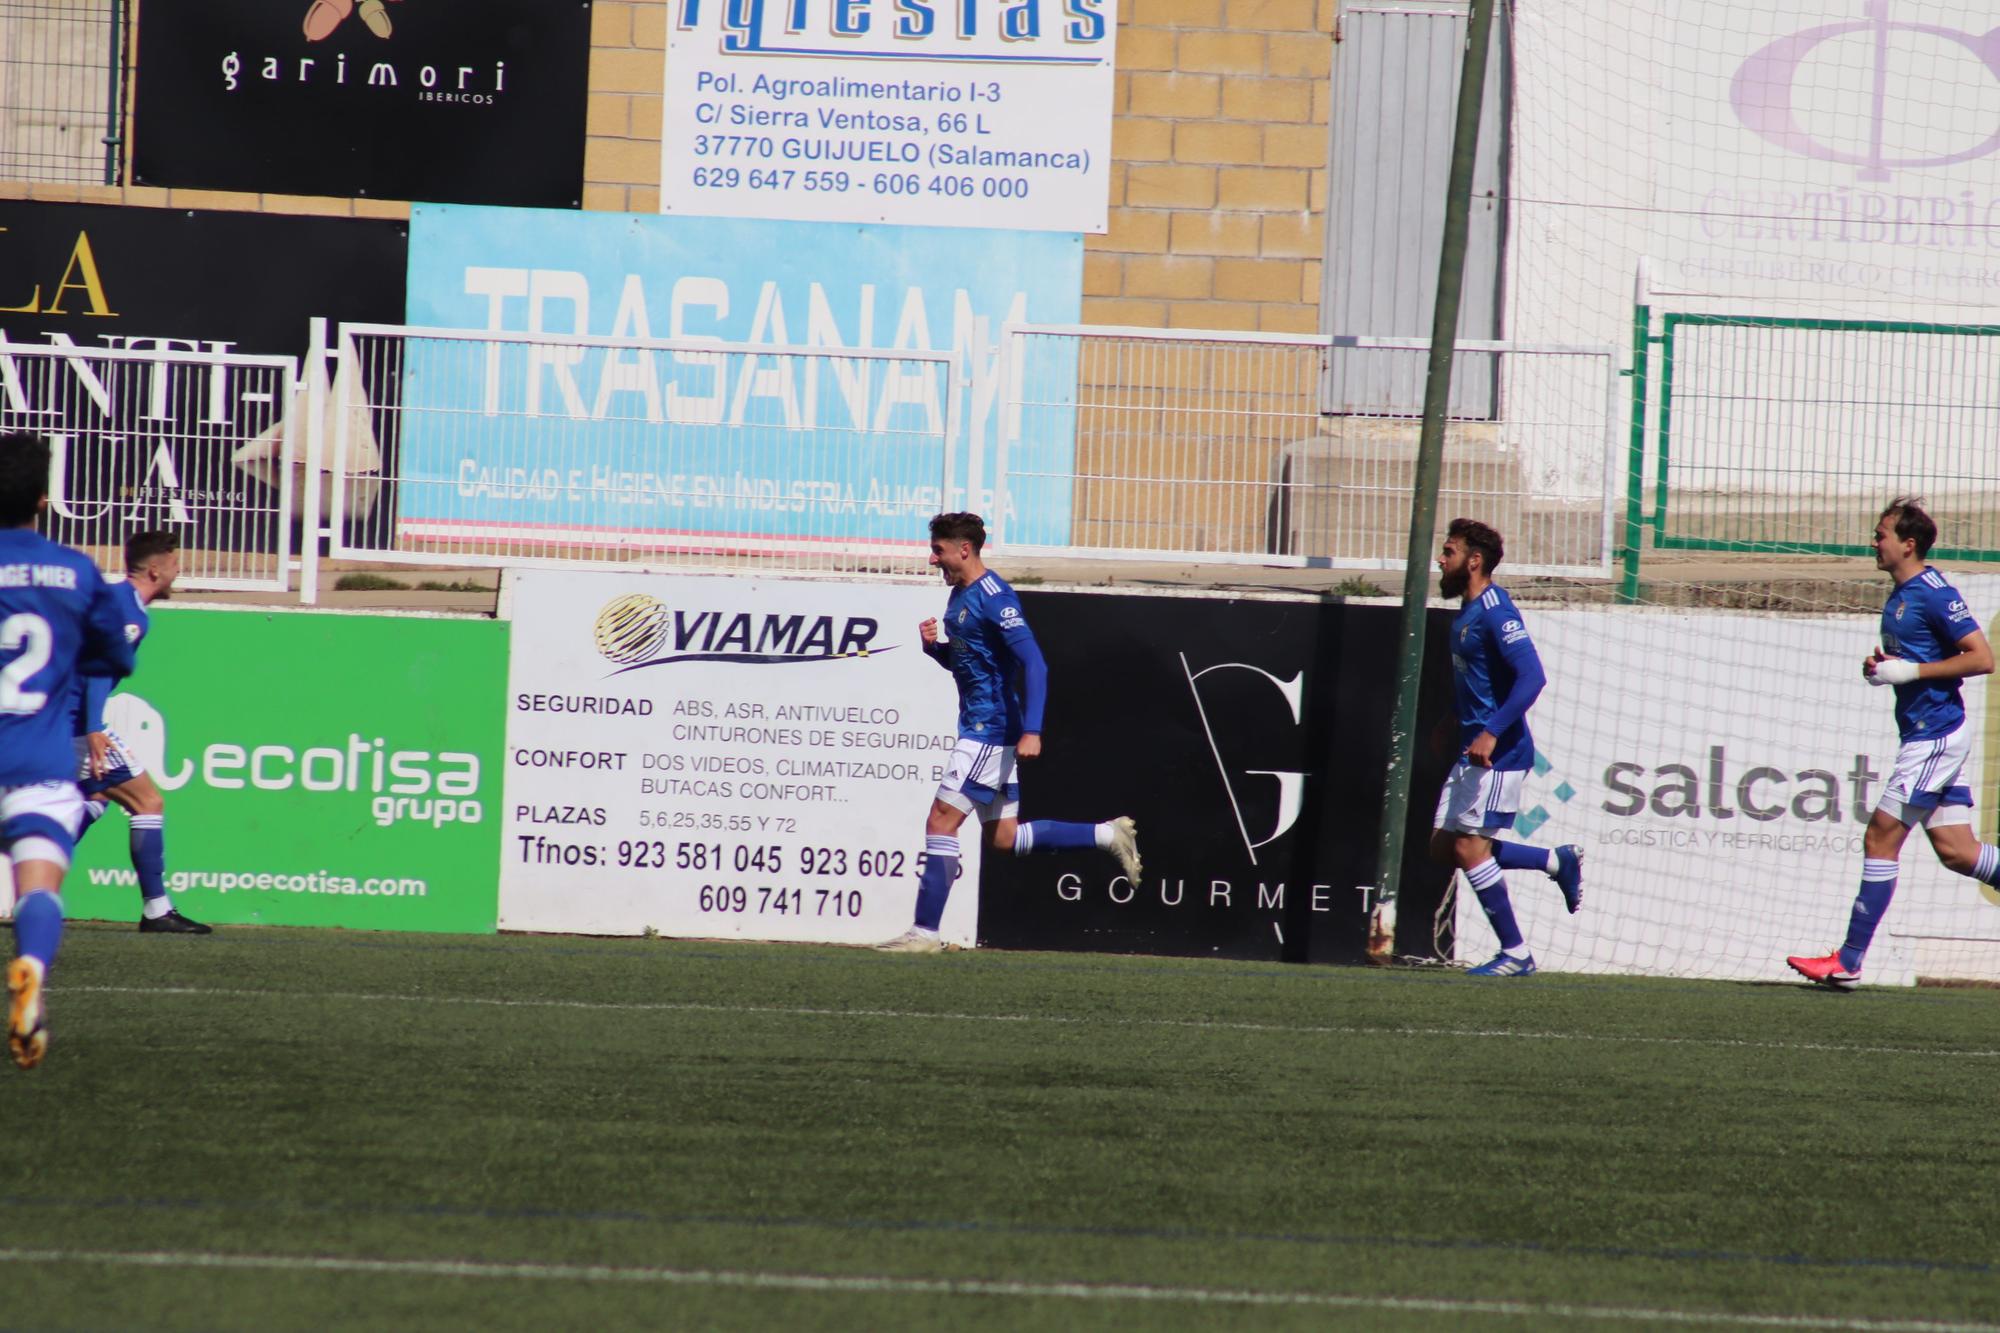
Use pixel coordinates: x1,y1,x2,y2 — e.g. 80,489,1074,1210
1088,0,1334,333
3,0,1332,335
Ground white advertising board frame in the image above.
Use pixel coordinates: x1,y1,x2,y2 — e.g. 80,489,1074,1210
1455,577,2000,985
500,568,979,944
661,0,1118,232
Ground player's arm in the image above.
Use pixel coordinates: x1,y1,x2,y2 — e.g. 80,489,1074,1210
1873,629,1993,684
1468,620,1546,766
918,616,951,668
1870,599,1991,684
995,599,1048,757
78,578,137,681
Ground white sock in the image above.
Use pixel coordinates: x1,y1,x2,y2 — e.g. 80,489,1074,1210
1504,944,1533,959
142,897,173,920
1545,849,1560,874
1093,822,1115,849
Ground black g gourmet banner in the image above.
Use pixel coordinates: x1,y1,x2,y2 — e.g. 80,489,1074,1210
976,592,1457,964
131,0,589,206
0,200,408,549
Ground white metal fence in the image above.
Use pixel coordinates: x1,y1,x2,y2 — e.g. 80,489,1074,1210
994,324,1620,578
321,324,958,586
0,339,297,590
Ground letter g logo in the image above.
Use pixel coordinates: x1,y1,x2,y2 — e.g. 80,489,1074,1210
1181,654,1308,866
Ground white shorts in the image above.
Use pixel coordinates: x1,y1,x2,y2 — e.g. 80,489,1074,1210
936,737,1021,823
74,726,146,795
2,780,84,869
1433,761,1525,834
1877,724,1975,829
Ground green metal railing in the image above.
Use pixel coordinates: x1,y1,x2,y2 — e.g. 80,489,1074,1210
1620,309,2000,600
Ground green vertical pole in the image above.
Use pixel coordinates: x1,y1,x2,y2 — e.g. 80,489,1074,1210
1368,0,1498,942
1620,302,1649,604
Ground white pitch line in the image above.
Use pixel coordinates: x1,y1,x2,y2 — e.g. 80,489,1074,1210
57,984,2000,1061
0,1247,1987,1331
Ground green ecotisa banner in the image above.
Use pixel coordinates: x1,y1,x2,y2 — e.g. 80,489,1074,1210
66,608,507,931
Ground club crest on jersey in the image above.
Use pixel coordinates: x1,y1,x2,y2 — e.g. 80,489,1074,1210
957,609,967,624
1894,600,1905,620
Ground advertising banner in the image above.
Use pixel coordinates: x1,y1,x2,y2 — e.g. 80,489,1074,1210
1511,1,2000,351
975,591,1457,963
402,205,1081,546
1462,576,2000,985
129,0,589,206
499,568,975,944
64,608,507,932
0,200,409,551
661,0,1117,232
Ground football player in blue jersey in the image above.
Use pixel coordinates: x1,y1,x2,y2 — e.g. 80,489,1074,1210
877,512,1141,953
1429,518,1583,977
0,432,137,1068
72,529,210,934
1788,498,1997,989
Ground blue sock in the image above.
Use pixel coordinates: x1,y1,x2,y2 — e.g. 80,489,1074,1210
76,799,108,843
914,835,958,931
131,814,167,905
1490,839,1552,873
1840,858,1899,972
1467,858,1525,953
1014,821,1098,855
13,890,63,969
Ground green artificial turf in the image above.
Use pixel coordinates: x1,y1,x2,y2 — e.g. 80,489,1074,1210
2,925,1996,1330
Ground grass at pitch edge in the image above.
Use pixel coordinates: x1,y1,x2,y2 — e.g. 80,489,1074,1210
3,925,1999,1330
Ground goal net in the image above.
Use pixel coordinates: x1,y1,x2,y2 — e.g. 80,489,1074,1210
1435,0,2000,984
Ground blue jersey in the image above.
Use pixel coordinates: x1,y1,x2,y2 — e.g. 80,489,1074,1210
926,570,1048,744
1881,566,1980,741
0,529,136,787
1449,584,1545,773
71,576,146,738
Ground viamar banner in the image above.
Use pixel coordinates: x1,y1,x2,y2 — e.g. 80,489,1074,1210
500,568,974,945
66,608,507,932
401,204,1081,550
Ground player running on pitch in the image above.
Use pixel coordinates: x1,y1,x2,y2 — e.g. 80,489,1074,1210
72,528,210,933
1788,498,1997,990
1430,518,1583,977
0,432,137,1067
876,512,1141,953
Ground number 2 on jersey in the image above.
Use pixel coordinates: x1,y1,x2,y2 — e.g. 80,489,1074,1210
0,613,53,714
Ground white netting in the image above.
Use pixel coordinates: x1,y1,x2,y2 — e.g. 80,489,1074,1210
1437,1,2000,983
